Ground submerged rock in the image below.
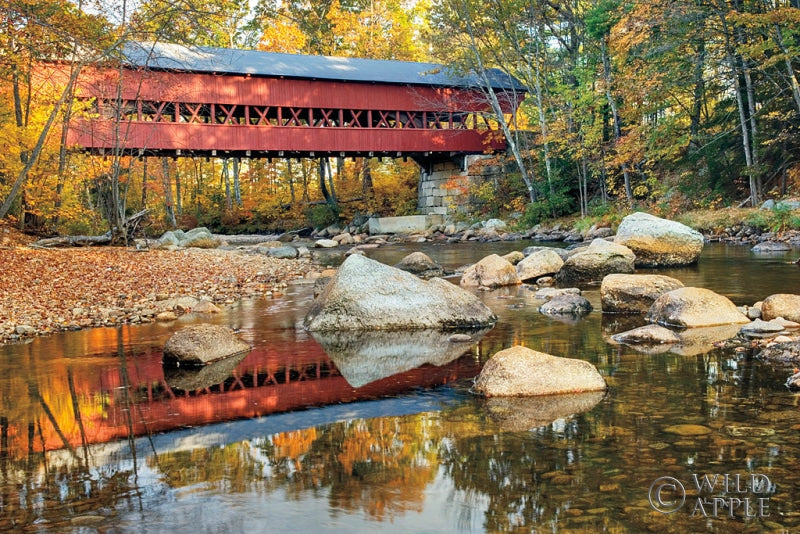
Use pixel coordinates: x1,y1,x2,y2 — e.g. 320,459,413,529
164,351,248,391
304,254,496,331
611,324,681,345
473,345,607,397
163,324,251,367
539,294,593,316
664,424,712,436
751,241,791,252
739,318,787,336
615,212,704,267
757,340,800,362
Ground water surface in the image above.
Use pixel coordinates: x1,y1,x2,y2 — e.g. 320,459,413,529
1,242,799,532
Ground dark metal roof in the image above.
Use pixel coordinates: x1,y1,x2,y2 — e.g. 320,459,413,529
121,41,527,92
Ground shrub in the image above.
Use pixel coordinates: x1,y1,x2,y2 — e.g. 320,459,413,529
306,203,339,229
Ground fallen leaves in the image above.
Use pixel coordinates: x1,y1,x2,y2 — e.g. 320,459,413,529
0,246,316,343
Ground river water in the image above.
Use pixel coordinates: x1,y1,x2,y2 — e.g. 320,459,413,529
1,242,799,533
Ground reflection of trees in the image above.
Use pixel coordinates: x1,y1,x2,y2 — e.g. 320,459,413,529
438,412,606,532
262,417,439,521
0,328,149,529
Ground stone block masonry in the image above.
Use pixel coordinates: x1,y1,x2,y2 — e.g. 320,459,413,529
417,155,504,216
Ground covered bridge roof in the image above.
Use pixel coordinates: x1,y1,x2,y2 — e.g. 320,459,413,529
120,41,527,92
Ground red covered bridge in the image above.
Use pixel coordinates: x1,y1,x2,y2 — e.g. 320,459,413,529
64,42,526,166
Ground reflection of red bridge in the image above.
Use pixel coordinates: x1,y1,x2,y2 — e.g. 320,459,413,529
6,338,480,458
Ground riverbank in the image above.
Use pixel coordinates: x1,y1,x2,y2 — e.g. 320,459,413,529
3,207,800,345
0,246,317,344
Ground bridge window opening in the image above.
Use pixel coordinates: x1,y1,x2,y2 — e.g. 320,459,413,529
310,108,338,127
140,101,175,122
177,103,206,123
213,104,239,125
247,105,272,126
281,107,308,127
342,109,364,127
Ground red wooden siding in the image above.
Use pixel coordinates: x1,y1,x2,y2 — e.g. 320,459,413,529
51,66,521,158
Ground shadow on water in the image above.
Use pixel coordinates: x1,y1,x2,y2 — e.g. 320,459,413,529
0,243,799,532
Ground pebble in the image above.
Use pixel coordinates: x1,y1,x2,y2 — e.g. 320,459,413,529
664,424,713,436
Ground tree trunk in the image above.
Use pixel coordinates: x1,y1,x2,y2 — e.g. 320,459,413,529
689,40,706,151
53,95,74,229
0,65,82,220
141,156,148,209
232,157,242,207
319,158,335,206
223,159,232,211
175,166,182,215
287,159,296,204
301,159,310,202
601,39,633,203
361,158,374,199
162,158,177,228
326,158,337,203
720,11,760,206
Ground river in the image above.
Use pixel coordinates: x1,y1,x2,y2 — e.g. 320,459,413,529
0,242,798,532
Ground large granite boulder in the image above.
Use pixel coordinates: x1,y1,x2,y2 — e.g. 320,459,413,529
304,254,497,331
473,346,607,397
163,324,251,367
554,239,635,285
516,249,564,282
761,294,800,323
615,212,704,267
600,273,685,314
460,254,521,289
645,287,750,328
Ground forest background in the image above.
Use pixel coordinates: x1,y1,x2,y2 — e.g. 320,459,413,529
2,0,800,241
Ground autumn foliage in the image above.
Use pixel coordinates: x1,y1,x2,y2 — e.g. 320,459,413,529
2,0,800,235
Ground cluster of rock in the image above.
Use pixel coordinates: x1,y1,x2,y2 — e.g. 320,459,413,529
457,213,704,291
162,210,798,417
449,211,799,393
156,227,221,248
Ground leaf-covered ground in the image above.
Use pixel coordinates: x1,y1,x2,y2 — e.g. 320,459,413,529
0,246,316,343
